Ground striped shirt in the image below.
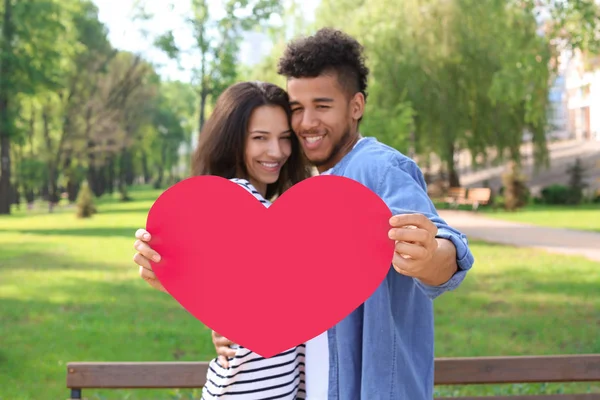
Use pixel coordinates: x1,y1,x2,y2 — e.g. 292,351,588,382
201,178,306,400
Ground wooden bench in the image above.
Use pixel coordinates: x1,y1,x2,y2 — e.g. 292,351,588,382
444,187,492,210
66,354,600,399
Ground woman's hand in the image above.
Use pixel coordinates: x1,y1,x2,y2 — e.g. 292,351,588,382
133,229,167,293
212,330,237,368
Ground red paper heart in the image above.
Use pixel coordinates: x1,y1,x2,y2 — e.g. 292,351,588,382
146,175,395,358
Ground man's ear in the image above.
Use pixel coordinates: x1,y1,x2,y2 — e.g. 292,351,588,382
351,92,365,121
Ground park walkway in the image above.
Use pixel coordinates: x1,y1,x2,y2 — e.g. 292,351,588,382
438,210,600,262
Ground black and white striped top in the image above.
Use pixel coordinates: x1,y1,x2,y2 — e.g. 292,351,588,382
201,178,306,400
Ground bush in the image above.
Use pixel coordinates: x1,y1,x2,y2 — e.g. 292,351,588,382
76,181,97,218
565,157,588,205
540,184,570,204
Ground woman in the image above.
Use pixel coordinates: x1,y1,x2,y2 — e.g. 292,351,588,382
133,81,312,399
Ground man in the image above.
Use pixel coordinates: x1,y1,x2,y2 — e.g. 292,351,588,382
134,28,474,399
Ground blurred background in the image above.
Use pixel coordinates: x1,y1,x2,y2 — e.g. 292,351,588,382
0,0,599,399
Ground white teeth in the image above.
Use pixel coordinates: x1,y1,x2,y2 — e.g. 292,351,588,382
305,136,323,144
260,162,278,168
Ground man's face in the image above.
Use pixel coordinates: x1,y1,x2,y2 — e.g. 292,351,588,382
287,73,364,172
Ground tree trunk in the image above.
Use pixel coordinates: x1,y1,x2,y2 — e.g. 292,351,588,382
25,188,34,206
41,180,49,200
118,148,132,201
96,163,107,197
67,180,79,203
85,104,102,197
199,87,207,134
10,183,19,208
153,142,167,189
0,0,13,215
123,149,134,186
63,152,79,203
141,150,150,184
0,134,10,214
42,106,59,212
447,142,461,188
87,164,98,196
198,41,208,135
107,154,115,195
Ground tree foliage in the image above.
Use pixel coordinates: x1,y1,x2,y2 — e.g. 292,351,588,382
1,0,194,214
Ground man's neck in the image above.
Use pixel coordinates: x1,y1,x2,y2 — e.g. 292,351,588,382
316,133,362,174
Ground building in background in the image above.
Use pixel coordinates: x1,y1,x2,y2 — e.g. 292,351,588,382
547,71,569,140
564,49,600,141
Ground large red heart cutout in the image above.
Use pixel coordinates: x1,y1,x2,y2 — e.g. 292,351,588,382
146,175,395,358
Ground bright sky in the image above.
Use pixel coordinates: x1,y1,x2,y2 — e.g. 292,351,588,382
92,0,320,82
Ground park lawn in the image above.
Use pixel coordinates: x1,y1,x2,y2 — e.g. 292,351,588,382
482,203,600,233
1,186,599,399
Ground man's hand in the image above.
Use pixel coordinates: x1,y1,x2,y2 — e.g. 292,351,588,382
212,330,237,368
388,213,447,284
133,229,167,293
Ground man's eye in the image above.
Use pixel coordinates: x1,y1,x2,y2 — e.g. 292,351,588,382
291,108,301,113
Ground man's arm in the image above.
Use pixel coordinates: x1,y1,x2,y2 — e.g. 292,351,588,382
378,158,475,299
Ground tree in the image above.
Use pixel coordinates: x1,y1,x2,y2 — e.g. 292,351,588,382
315,0,600,188
135,0,282,136
0,0,104,214
501,160,529,211
566,157,588,204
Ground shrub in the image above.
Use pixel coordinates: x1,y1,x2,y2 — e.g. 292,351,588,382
539,184,570,204
76,181,97,218
565,157,588,204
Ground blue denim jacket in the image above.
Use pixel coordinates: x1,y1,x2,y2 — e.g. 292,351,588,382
325,137,475,400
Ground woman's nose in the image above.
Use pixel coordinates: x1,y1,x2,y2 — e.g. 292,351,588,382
266,140,284,158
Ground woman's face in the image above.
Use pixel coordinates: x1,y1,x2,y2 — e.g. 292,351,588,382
244,105,293,196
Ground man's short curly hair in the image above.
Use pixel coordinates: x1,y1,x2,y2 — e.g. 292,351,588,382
277,28,369,102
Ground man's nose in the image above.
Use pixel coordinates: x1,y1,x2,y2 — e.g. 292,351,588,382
299,109,319,131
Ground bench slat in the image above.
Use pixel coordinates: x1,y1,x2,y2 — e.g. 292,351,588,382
67,362,209,388
435,355,600,385
67,355,600,390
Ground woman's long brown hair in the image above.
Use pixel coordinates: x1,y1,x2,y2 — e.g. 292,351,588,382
191,81,311,199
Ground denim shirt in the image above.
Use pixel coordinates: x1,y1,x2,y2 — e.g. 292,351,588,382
325,137,475,400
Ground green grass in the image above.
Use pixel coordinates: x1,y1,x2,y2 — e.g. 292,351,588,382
481,203,600,233
1,186,599,399
433,201,600,233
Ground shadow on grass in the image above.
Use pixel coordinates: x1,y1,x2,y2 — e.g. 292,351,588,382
1,238,599,398
2,272,598,398
0,278,215,400
0,227,137,239
95,207,152,215
99,190,163,204
0,251,131,273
